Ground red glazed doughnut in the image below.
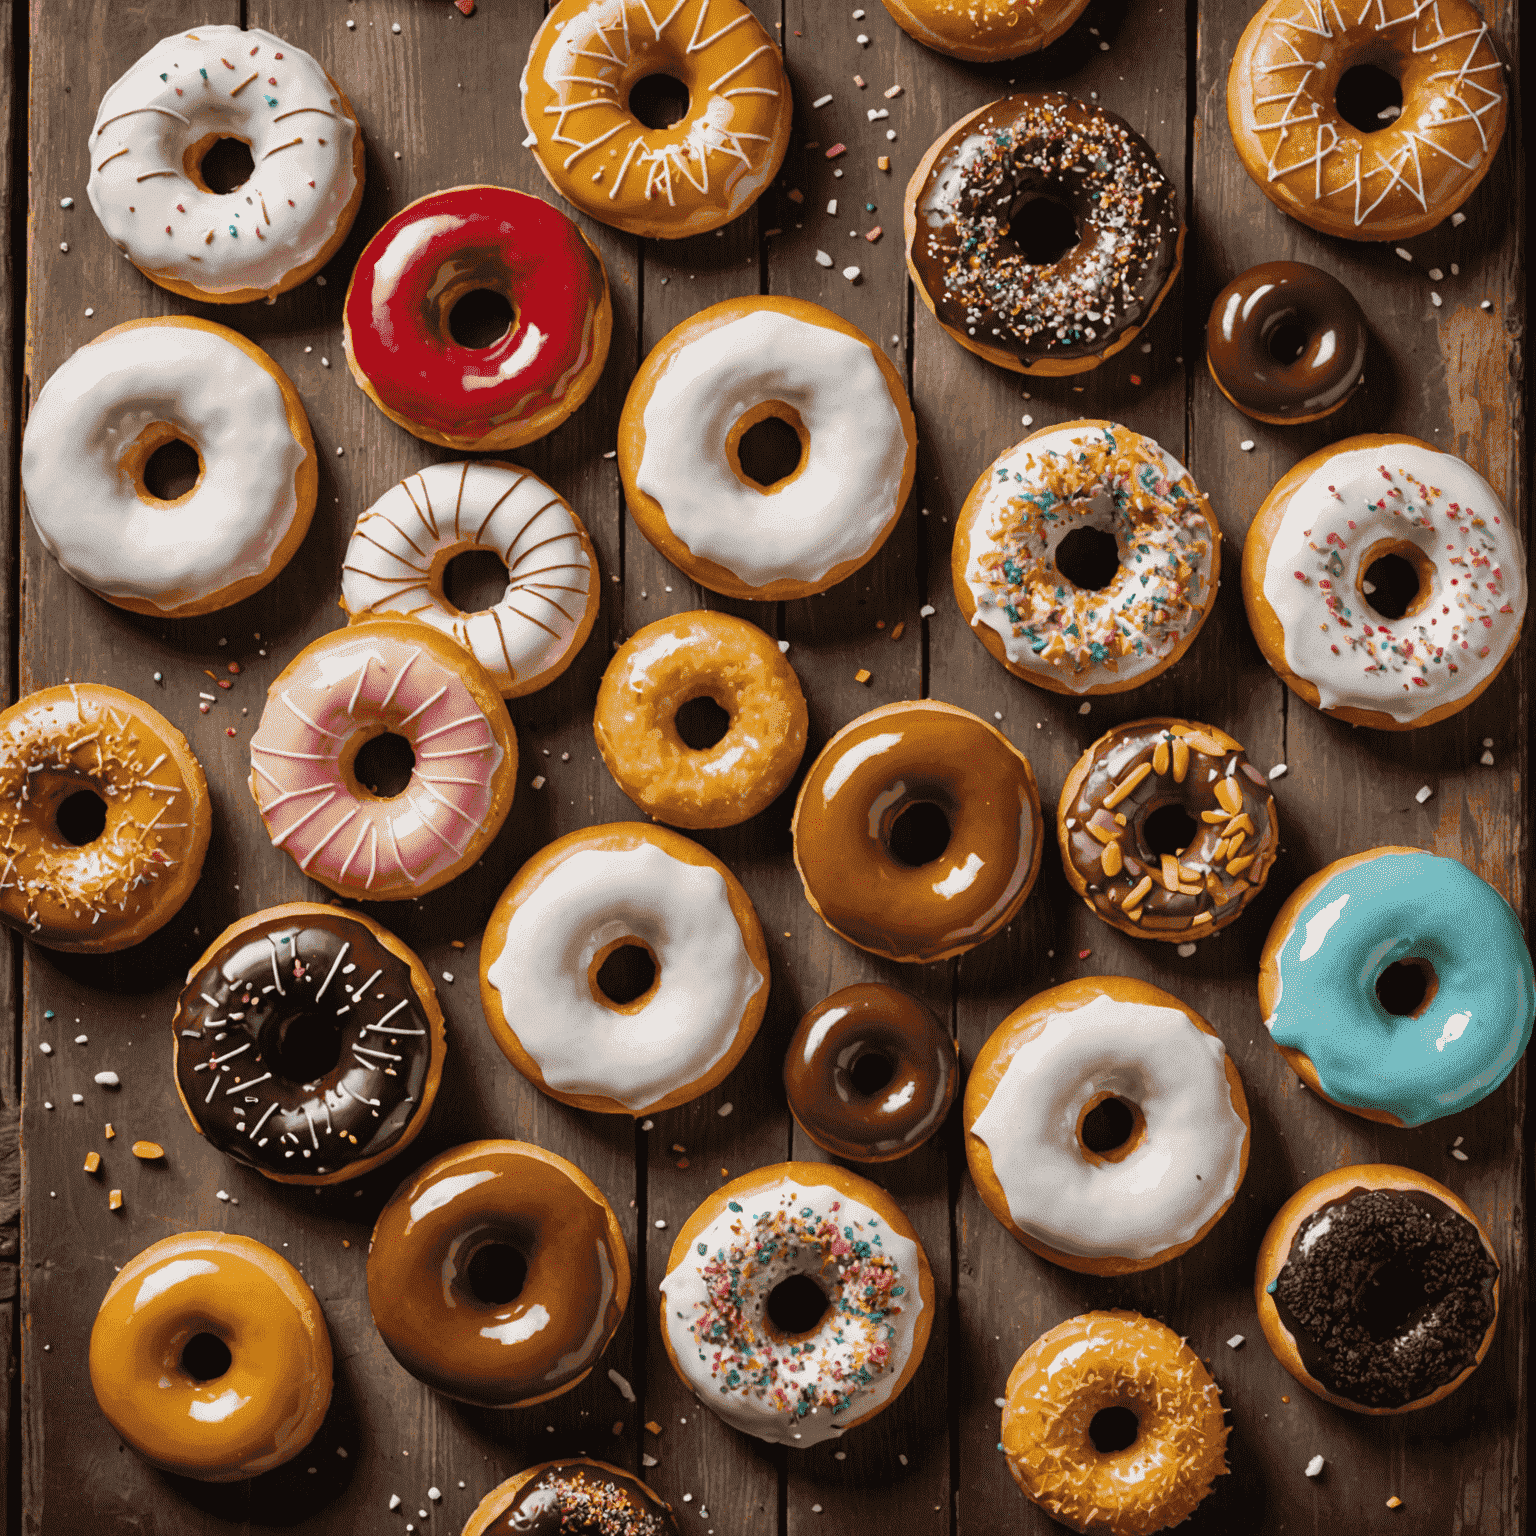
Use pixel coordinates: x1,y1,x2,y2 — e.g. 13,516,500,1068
343,185,611,452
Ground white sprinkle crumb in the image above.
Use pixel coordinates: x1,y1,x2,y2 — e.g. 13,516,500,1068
1452,210,1466,225
826,198,837,215
1428,268,1444,281
428,1489,441,1502
336,446,344,456
994,711,1003,720
920,604,935,617
75,1034,87,1044
321,357,330,367
1396,247,1413,261
1141,342,1153,353
885,84,903,98
39,1042,52,1055
899,1454,908,1466
1078,702,1092,715
856,33,869,44
1227,1334,1244,1349
1481,750,1495,765
1177,942,1198,958
1451,1148,1469,1161
316,274,326,286
390,1495,403,1511
61,196,74,208
718,1101,734,1116
1431,292,1442,307
1305,1455,1325,1478
602,449,617,459
1268,763,1288,779
94,1071,120,1088
813,94,833,108
71,1094,83,1105
777,640,790,654
608,1368,636,1402
842,265,861,282
868,108,888,122
531,775,546,790
886,129,897,140
392,21,402,32
1481,299,1493,310
641,1119,654,1131
1482,737,1494,747
642,1454,659,1468
60,241,69,252
814,250,832,268
994,1397,1006,1408
347,17,356,26
216,1190,230,1202
43,1103,52,1111
812,1507,823,1515
655,1219,667,1229
395,151,402,160
84,307,93,317
441,971,454,984
1415,785,1433,804
835,1450,847,1460
1240,439,1255,452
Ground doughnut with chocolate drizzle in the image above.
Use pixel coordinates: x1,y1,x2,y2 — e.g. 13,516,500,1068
461,1459,678,1536
173,902,446,1185
1058,718,1279,941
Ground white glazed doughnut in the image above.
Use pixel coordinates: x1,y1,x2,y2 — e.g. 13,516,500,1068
479,823,769,1116
619,297,917,601
86,25,364,303
340,462,599,699
20,317,316,618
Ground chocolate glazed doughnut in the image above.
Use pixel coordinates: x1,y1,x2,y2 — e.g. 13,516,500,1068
785,984,958,1162
1207,261,1367,425
462,1459,678,1536
173,903,446,1185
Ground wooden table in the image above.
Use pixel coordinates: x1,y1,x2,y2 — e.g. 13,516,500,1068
2,1,1526,1532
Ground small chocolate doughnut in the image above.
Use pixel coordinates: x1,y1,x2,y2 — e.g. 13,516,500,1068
1207,261,1367,425
462,1459,678,1536
785,984,958,1162
173,902,446,1185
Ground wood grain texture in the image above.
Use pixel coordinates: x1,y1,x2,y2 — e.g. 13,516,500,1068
8,0,1528,1532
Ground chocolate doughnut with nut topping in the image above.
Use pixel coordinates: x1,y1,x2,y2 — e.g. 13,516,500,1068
461,1459,678,1536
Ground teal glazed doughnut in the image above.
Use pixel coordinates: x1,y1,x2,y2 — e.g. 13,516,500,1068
1259,848,1534,1127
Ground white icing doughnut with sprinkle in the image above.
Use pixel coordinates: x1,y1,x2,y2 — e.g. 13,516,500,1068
86,25,364,302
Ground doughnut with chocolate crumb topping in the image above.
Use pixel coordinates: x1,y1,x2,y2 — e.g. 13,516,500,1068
461,1458,678,1536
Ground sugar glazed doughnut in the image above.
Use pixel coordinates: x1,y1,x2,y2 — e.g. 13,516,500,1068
1227,0,1507,241
1256,1164,1500,1413
1002,1311,1229,1533
594,611,808,829
878,0,1090,63
660,1162,933,1446
249,620,516,900
1207,261,1368,425
340,461,599,700
1260,847,1534,1127
1242,434,1525,730
462,1461,678,1536
1059,718,1279,941
966,978,1250,1275
86,26,364,303
0,685,210,953
906,94,1183,376
172,903,447,1185
785,984,957,1163
343,186,611,452
953,421,1219,695
621,297,916,600
21,318,316,617
89,1232,332,1482
367,1140,629,1408
480,823,768,1115
521,0,792,240
794,701,1043,963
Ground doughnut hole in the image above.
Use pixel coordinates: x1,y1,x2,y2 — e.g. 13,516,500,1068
1358,539,1435,621
1263,310,1310,366
1076,1092,1146,1166
1054,525,1121,591
1336,63,1404,134
179,1331,234,1383
126,422,205,508
764,1272,831,1340
261,1006,345,1087
1087,1405,1140,1454
627,72,691,130
1005,195,1080,266
348,730,418,799
848,1049,896,1097
183,131,255,194
1139,801,1199,860
674,695,732,751
54,788,108,847
1358,1250,1433,1341
1375,957,1439,1019
464,1240,529,1306
588,936,660,1014
884,799,952,868
448,289,516,350
441,547,511,615
726,401,809,492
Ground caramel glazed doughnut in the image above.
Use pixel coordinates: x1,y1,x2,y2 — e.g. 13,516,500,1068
463,1460,679,1536
1256,1165,1500,1414
906,93,1183,376
0,684,210,953
172,903,447,1185
1059,718,1279,941
877,0,1090,64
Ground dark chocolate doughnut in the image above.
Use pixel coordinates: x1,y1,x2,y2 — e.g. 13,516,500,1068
173,902,446,1185
785,983,957,1162
1207,261,1367,424
463,1459,678,1536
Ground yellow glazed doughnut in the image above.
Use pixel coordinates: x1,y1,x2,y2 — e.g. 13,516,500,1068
878,0,1090,62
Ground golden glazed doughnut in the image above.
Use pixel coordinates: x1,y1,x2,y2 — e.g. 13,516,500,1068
1227,0,1506,241
878,0,1090,63
0,685,210,953
461,1460,679,1536
594,611,808,829
520,0,791,240
89,1231,332,1482
1256,1165,1500,1414
1002,1310,1228,1534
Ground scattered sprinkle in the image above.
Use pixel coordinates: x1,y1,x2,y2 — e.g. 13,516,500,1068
1227,1334,1244,1349
428,1489,441,1502
1396,248,1413,262
60,196,73,208
71,1094,84,1105
827,198,838,215
39,1042,52,1056
1387,1497,1403,1510
1078,702,1092,715
1177,942,1198,957
920,604,935,617
1305,1455,1325,1478
877,155,890,172
389,1496,402,1512
1452,211,1467,226
867,108,888,122
813,94,833,109
843,265,861,282
608,1368,636,1402
131,1141,164,1161
83,1152,101,1174
1415,785,1433,804
1431,292,1442,307
855,668,872,684
1428,267,1444,281
826,144,846,159
1240,439,1255,452
654,1218,667,1229
94,1071,120,1088
815,249,833,268
391,21,402,32
108,1189,123,1211
1451,1148,1469,1161
1268,763,1288,779
1480,750,1495,766
718,1101,734,1116
884,84,903,98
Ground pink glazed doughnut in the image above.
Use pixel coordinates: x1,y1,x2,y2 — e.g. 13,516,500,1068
248,620,517,900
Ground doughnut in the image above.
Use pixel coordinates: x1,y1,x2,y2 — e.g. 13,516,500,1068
660,1161,933,1447
785,984,957,1164
172,902,447,1185
248,619,516,900
1059,717,1279,942
462,1460,678,1536
1227,0,1507,242
594,611,808,829
342,186,611,452
20,317,316,617
1207,261,1368,425
0,684,210,954
1242,433,1525,730
877,0,1090,63
1256,1164,1500,1413
905,94,1183,377
89,1231,332,1482
520,0,792,240
619,297,917,601
1002,1310,1228,1532
367,1140,629,1408
793,700,1044,963
1259,846,1534,1127
966,978,1250,1275
86,25,364,303
953,421,1219,695
339,461,599,700
480,823,768,1115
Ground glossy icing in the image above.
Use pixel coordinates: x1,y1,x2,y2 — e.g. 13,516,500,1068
1258,442,1524,723
1265,850,1534,1126
86,26,358,297
343,187,608,446
21,322,308,613
341,462,596,698
634,308,909,588
661,1175,925,1446
962,423,1217,689
489,1462,678,1535
484,841,765,1111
